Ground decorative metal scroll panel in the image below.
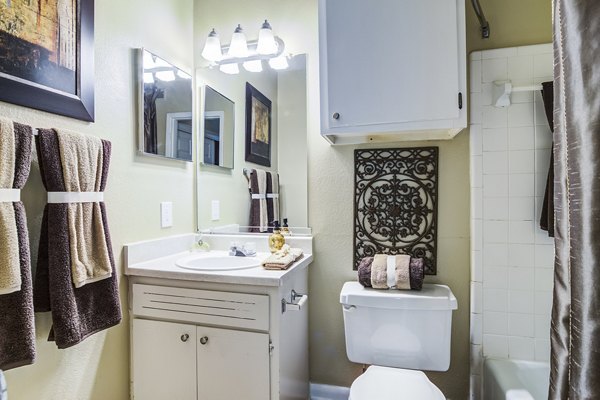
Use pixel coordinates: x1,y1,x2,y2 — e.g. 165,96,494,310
354,147,439,275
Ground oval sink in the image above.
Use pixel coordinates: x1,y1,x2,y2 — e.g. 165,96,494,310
176,254,262,271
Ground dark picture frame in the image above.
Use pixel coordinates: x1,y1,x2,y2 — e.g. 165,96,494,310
245,82,271,167
0,0,95,122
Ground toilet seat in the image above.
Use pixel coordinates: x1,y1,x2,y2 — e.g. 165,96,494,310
349,366,445,400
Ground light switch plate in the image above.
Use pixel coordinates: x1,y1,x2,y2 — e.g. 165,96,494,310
211,200,220,221
160,201,173,228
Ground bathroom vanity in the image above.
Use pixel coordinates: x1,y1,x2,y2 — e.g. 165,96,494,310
124,233,313,400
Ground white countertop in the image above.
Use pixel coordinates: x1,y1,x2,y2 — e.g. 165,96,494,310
125,250,313,287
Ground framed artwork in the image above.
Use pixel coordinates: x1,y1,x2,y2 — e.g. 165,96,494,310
0,0,95,122
245,82,271,167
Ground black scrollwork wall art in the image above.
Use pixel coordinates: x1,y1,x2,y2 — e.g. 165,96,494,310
354,147,439,274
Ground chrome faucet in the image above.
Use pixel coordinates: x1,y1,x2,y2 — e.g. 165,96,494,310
229,242,256,257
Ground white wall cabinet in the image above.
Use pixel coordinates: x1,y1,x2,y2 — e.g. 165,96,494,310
319,0,467,144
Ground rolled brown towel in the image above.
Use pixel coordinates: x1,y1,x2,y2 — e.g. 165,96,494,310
357,255,425,290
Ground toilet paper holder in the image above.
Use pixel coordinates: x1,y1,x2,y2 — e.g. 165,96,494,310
281,289,308,313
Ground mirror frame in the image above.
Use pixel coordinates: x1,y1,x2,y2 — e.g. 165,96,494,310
137,48,194,162
200,85,235,169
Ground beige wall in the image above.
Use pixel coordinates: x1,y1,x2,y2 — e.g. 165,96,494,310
2,0,196,399
1,0,552,399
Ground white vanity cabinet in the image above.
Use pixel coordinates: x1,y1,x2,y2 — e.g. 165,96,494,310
319,0,467,144
128,264,309,400
132,319,270,400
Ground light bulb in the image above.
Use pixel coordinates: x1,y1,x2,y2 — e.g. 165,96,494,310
155,70,175,81
256,20,278,55
143,72,154,84
268,55,289,70
219,63,240,75
243,60,263,73
201,29,222,62
228,24,248,58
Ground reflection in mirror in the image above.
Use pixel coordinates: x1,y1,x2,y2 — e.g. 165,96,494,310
197,54,308,234
203,86,234,168
139,49,193,162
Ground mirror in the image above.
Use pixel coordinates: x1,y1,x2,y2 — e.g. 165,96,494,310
197,54,309,234
138,49,193,162
202,86,235,168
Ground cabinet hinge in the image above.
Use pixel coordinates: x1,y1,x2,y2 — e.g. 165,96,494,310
458,92,463,110
269,341,274,356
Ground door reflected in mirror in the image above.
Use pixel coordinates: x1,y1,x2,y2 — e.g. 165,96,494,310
138,49,193,162
203,86,234,169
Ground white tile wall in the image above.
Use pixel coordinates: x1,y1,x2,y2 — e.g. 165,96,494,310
469,43,554,400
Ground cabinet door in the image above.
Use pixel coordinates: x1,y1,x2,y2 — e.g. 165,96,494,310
132,319,197,400
197,326,270,400
321,0,461,129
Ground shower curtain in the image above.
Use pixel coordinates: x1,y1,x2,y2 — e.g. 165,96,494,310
550,0,600,398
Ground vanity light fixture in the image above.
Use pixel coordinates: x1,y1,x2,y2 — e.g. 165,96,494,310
256,20,278,55
143,72,155,84
228,24,249,58
201,20,287,74
219,63,240,75
243,60,263,73
201,29,222,62
268,55,289,70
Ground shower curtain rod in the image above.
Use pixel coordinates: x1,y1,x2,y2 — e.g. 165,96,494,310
471,0,490,39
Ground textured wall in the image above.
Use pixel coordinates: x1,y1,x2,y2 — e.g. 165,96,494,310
2,0,195,399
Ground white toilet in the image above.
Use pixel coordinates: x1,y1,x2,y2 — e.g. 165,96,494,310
340,282,458,400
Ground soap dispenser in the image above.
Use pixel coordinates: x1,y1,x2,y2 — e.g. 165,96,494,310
268,221,285,253
281,218,291,236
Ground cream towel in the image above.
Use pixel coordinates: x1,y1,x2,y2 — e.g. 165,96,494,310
256,169,268,232
0,118,20,295
394,255,412,290
262,244,304,270
56,130,112,288
370,254,388,289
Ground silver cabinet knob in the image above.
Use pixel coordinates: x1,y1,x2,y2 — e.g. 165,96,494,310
200,336,209,345
332,112,340,120
180,334,190,342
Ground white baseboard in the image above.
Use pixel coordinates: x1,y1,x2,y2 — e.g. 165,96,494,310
310,383,350,400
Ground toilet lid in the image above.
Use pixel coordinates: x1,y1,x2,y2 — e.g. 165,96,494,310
349,366,445,400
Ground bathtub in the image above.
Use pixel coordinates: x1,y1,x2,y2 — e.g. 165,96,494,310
484,358,550,400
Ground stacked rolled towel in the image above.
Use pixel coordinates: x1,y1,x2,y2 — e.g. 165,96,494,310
0,118,36,370
262,244,304,270
357,254,425,291
34,129,121,349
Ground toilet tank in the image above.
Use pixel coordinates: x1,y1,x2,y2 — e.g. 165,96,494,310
340,282,457,372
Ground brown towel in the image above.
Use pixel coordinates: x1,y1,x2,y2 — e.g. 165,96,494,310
0,117,19,294
358,255,425,291
56,130,112,288
266,172,280,225
248,169,269,232
34,129,121,349
0,121,36,370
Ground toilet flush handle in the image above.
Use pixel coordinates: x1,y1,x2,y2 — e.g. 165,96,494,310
343,304,357,312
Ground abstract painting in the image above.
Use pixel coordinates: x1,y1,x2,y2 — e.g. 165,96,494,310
0,0,94,121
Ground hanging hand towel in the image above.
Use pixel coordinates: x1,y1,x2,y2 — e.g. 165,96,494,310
0,118,19,294
34,129,121,349
56,130,112,288
266,172,280,226
248,169,269,232
0,119,36,370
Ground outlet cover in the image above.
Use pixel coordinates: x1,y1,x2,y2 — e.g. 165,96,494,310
211,200,220,221
160,201,173,228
